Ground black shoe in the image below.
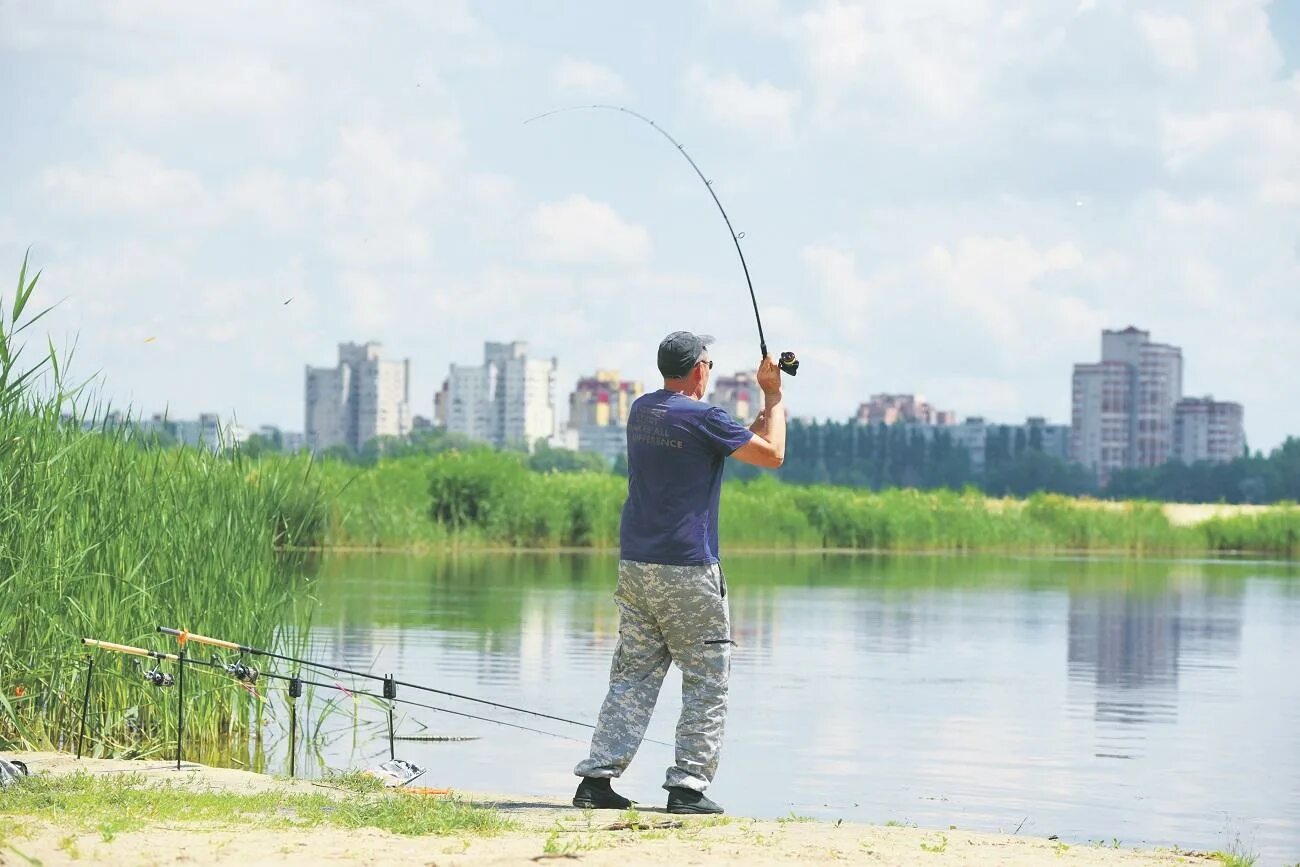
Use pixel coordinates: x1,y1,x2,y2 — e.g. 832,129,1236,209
572,776,632,810
666,786,724,815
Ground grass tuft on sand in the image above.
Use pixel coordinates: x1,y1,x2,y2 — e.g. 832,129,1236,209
0,771,511,839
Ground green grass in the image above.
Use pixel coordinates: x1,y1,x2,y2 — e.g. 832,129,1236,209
1210,832,1258,867
321,768,387,794
0,256,330,756
301,446,1298,555
0,770,510,838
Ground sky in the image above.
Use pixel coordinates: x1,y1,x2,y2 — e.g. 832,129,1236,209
1,1,1297,449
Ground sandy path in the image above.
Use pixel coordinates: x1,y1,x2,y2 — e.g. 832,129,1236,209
0,753,1215,867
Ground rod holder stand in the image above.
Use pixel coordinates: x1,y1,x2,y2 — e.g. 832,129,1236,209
175,648,185,770
385,675,397,760
287,676,302,778
76,656,95,760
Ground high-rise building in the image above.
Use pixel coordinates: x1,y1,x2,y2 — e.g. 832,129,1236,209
1173,398,1244,464
952,417,988,475
855,394,955,426
1024,417,1072,462
442,341,557,450
305,342,411,453
1071,327,1183,481
709,371,760,424
568,370,643,464
135,412,245,452
570,370,641,428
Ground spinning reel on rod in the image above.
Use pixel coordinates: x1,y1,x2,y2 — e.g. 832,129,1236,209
133,659,174,688
212,654,259,685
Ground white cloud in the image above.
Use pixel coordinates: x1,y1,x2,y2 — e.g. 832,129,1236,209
41,153,215,224
85,56,299,126
796,0,993,119
922,375,1023,419
330,123,459,221
684,66,801,140
528,195,651,265
924,235,1093,350
802,244,876,336
1148,191,1231,225
339,271,397,335
329,225,433,268
223,173,347,234
1136,12,1198,74
798,228,1111,422
1162,107,1300,204
552,57,626,99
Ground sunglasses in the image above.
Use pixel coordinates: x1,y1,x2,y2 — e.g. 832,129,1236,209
697,358,714,370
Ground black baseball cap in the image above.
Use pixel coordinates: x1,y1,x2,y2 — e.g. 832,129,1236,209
657,331,714,378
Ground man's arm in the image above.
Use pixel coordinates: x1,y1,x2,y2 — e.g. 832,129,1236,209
732,356,785,469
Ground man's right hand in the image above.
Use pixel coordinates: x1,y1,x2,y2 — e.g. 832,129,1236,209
735,355,787,469
756,354,782,397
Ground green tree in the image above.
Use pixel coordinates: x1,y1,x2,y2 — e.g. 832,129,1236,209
528,441,610,474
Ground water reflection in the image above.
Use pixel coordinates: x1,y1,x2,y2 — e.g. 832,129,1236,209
1066,569,1245,760
284,552,1299,863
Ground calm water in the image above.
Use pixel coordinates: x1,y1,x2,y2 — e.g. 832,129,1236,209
286,552,1299,862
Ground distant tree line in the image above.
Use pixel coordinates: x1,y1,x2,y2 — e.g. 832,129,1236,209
731,419,1300,504
728,419,1094,496
1106,437,1300,503
139,413,1299,505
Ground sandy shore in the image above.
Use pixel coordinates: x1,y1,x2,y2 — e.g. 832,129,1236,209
0,752,1217,866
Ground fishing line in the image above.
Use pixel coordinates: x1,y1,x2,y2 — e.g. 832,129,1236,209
524,104,799,376
154,626,672,745
84,636,577,742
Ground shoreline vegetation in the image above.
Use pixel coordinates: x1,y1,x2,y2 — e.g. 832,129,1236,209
313,449,1299,557
1,258,327,757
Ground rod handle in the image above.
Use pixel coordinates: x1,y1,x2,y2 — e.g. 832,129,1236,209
158,626,241,651
82,638,178,661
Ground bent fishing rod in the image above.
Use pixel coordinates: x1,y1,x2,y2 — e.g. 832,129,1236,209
83,637,587,743
524,104,799,377
156,626,672,747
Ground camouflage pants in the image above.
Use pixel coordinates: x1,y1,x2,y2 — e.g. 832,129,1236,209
574,559,731,793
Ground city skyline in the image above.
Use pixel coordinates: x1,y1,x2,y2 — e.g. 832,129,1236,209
3,5,1297,449
144,321,1245,451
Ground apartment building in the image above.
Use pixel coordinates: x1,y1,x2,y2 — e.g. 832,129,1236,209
305,342,411,453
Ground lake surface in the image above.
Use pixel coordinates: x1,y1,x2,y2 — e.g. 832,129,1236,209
287,552,1299,862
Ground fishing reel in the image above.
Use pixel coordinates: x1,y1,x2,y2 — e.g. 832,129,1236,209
778,351,799,376
134,660,174,688
213,655,259,684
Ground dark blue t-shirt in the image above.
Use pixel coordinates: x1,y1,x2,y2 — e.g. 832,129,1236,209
619,390,754,566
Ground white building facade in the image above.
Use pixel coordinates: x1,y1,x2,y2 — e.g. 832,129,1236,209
442,341,557,450
1072,327,1183,482
305,342,411,453
1173,398,1245,464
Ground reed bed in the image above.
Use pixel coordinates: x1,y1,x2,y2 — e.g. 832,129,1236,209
315,448,1293,555
314,449,625,550
0,257,329,757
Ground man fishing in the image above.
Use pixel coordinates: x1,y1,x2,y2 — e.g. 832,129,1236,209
573,331,787,815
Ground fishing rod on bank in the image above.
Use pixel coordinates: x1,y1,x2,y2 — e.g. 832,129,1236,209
79,636,600,778
524,104,800,377
155,626,669,747
78,639,299,770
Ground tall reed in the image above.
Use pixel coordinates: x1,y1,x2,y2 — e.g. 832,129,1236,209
0,256,329,757
313,448,1292,555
